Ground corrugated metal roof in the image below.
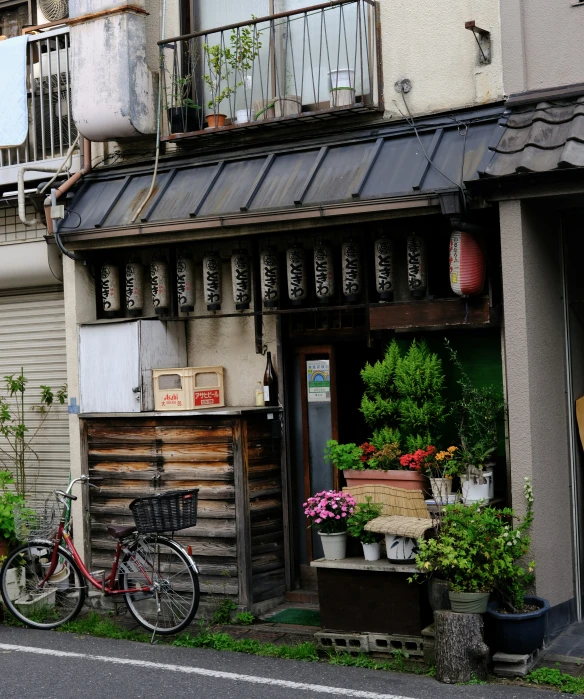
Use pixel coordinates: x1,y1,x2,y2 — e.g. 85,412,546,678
480,95,584,177
61,106,504,234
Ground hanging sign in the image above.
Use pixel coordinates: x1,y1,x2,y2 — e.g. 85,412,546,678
150,256,170,315
125,259,144,317
313,240,334,303
231,250,251,310
374,237,393,301
101,263,120,316
203,252,222,311
449,231,486,297
176,254,195,312
261,246,279,308
407,234,427,299
307,359,331,403
286,245,307,305
341,240,361,302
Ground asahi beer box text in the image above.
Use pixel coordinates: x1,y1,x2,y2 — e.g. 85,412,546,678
153,366,225,411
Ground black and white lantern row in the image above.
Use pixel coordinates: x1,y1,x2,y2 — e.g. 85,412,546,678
125,258,144,317
374,237,393,302
313,240,334,303
261,246,280,308
286,245,307,305
341,240,361,303
231,249,251,310
406,234,427,299
151,256,170,314
176,254,196,312
203,251,222,311
101,262,121,317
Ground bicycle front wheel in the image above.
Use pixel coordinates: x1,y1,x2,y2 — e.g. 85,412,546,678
1,542,86,630
120,535,199,635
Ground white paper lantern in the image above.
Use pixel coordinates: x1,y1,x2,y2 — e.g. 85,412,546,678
231,249,251,310
125,259,144,317
286,245,307,305
203,251,222,311
407,234,427,299
101,263,120,316
374,237,393,302
176,254,196,312
150,256,170,315
341,240,361,302
261,246,279,308
313,240,335,303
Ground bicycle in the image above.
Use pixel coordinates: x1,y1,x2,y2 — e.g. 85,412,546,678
0,475,200,636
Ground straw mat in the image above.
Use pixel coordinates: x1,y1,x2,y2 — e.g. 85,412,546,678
343,484,431,519
364,515,434,538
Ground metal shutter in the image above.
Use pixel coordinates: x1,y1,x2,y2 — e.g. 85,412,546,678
0,287,69,499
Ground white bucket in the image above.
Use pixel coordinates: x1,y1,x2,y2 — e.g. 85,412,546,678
328,69,356,107
362,541,380,561
484,466,495,499
235,109,252,124
462,477,490,504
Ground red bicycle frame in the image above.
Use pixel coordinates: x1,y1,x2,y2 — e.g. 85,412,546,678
39,515,153,596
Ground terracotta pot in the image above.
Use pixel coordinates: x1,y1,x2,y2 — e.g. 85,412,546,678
343,469,429,493
205,113,226,128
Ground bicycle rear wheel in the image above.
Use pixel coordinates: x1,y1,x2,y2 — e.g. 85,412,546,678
1,542,85,629
119,535,199,635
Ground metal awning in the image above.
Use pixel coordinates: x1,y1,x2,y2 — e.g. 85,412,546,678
59,105,504,244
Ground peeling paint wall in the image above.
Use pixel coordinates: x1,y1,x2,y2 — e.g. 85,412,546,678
381,0,503,118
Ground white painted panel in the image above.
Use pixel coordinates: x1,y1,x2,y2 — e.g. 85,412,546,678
139,320,187,411
79,322,140,413
0,287,69,498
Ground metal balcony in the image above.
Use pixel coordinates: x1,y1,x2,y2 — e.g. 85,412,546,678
0,27,80,188
159,0,382,144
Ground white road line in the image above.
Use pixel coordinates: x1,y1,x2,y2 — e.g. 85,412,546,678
0,642,416,699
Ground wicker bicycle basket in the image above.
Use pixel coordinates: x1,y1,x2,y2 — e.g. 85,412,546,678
13,496,61,541
129,489,199,534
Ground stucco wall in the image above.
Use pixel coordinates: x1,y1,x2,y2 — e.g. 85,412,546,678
500,200,574,606
500,0,584,94
381,0,503,118
186,250,278,408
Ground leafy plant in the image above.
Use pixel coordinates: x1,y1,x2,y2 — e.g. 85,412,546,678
346,497,383,544
526,666,584,694
360,340,402,440
0,470,23,542
211,598,237,625
234,611,255,625
0,370,67,498
324,440,362,471
303,490,356,534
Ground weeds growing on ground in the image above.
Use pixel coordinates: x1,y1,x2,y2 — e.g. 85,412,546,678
60,611,150,642
525,666,584,694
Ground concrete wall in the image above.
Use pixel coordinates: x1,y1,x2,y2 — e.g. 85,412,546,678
381,0,503,118
500,0,584,94
500,199,574,606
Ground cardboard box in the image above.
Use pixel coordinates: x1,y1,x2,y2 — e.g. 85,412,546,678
153,366,225,410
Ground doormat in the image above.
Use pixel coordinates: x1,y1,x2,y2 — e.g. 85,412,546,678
266,608,321,626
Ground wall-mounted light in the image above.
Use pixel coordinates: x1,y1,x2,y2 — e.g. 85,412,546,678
261,246,279,309
177,253,195,312
231,249,251,311
125,257,144,317
286,244,307,306
313,239,335,304
101,262,120,317
341,240,361,303
407,234,427,299
150,255,170,315
374,237,393,302
203,251,222,311
449,231,486,297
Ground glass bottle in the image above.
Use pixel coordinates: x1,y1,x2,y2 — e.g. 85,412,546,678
263,351,278,407
255,381,265,407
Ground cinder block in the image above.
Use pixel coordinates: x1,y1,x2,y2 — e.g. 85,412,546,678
315,632,369,652
492,648,541,677
368,633,424,657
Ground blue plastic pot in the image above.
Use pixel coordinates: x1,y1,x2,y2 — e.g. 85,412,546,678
486,596,550,655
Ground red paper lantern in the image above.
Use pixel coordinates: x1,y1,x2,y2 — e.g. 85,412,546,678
449,231,485,296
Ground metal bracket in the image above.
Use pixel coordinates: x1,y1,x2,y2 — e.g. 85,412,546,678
465,21,491,65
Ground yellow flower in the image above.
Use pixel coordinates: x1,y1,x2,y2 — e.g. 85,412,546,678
448,446,458,453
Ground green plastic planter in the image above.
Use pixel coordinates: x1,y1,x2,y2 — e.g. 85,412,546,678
448,590,490,613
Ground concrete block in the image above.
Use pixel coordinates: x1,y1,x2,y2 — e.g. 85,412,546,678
492,648,541,677
368,633,424,657
315,632,369,652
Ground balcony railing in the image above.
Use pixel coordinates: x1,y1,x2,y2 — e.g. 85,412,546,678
0,27,78,180
159,0,381,139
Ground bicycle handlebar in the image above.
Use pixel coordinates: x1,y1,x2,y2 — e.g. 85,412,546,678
65,475,101,496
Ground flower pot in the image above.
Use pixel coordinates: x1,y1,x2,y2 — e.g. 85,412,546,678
486,596,550,655
448,590,490,613
385,534,419,563
253,99,275,121
429,477,453,504
484,465,495,499
428,577,451,611
319,531,347,560
205,113,226,128
167,107,200,134
328,69,356,107
274,94,302,117
343,469,429,494
362,541,380,561
235,108,252,124
462,475,490,504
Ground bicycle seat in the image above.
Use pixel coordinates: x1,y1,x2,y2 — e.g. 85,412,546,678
107,524,137,540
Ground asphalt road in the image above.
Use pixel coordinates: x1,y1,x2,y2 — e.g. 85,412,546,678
0,625,564,699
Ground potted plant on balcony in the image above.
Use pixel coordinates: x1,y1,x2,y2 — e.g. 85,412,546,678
303,490,356,560
346,497,383,561
486,479,550,655
203,41,236,128
415,446,460,504
167,73,200,134
229,21,262,124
